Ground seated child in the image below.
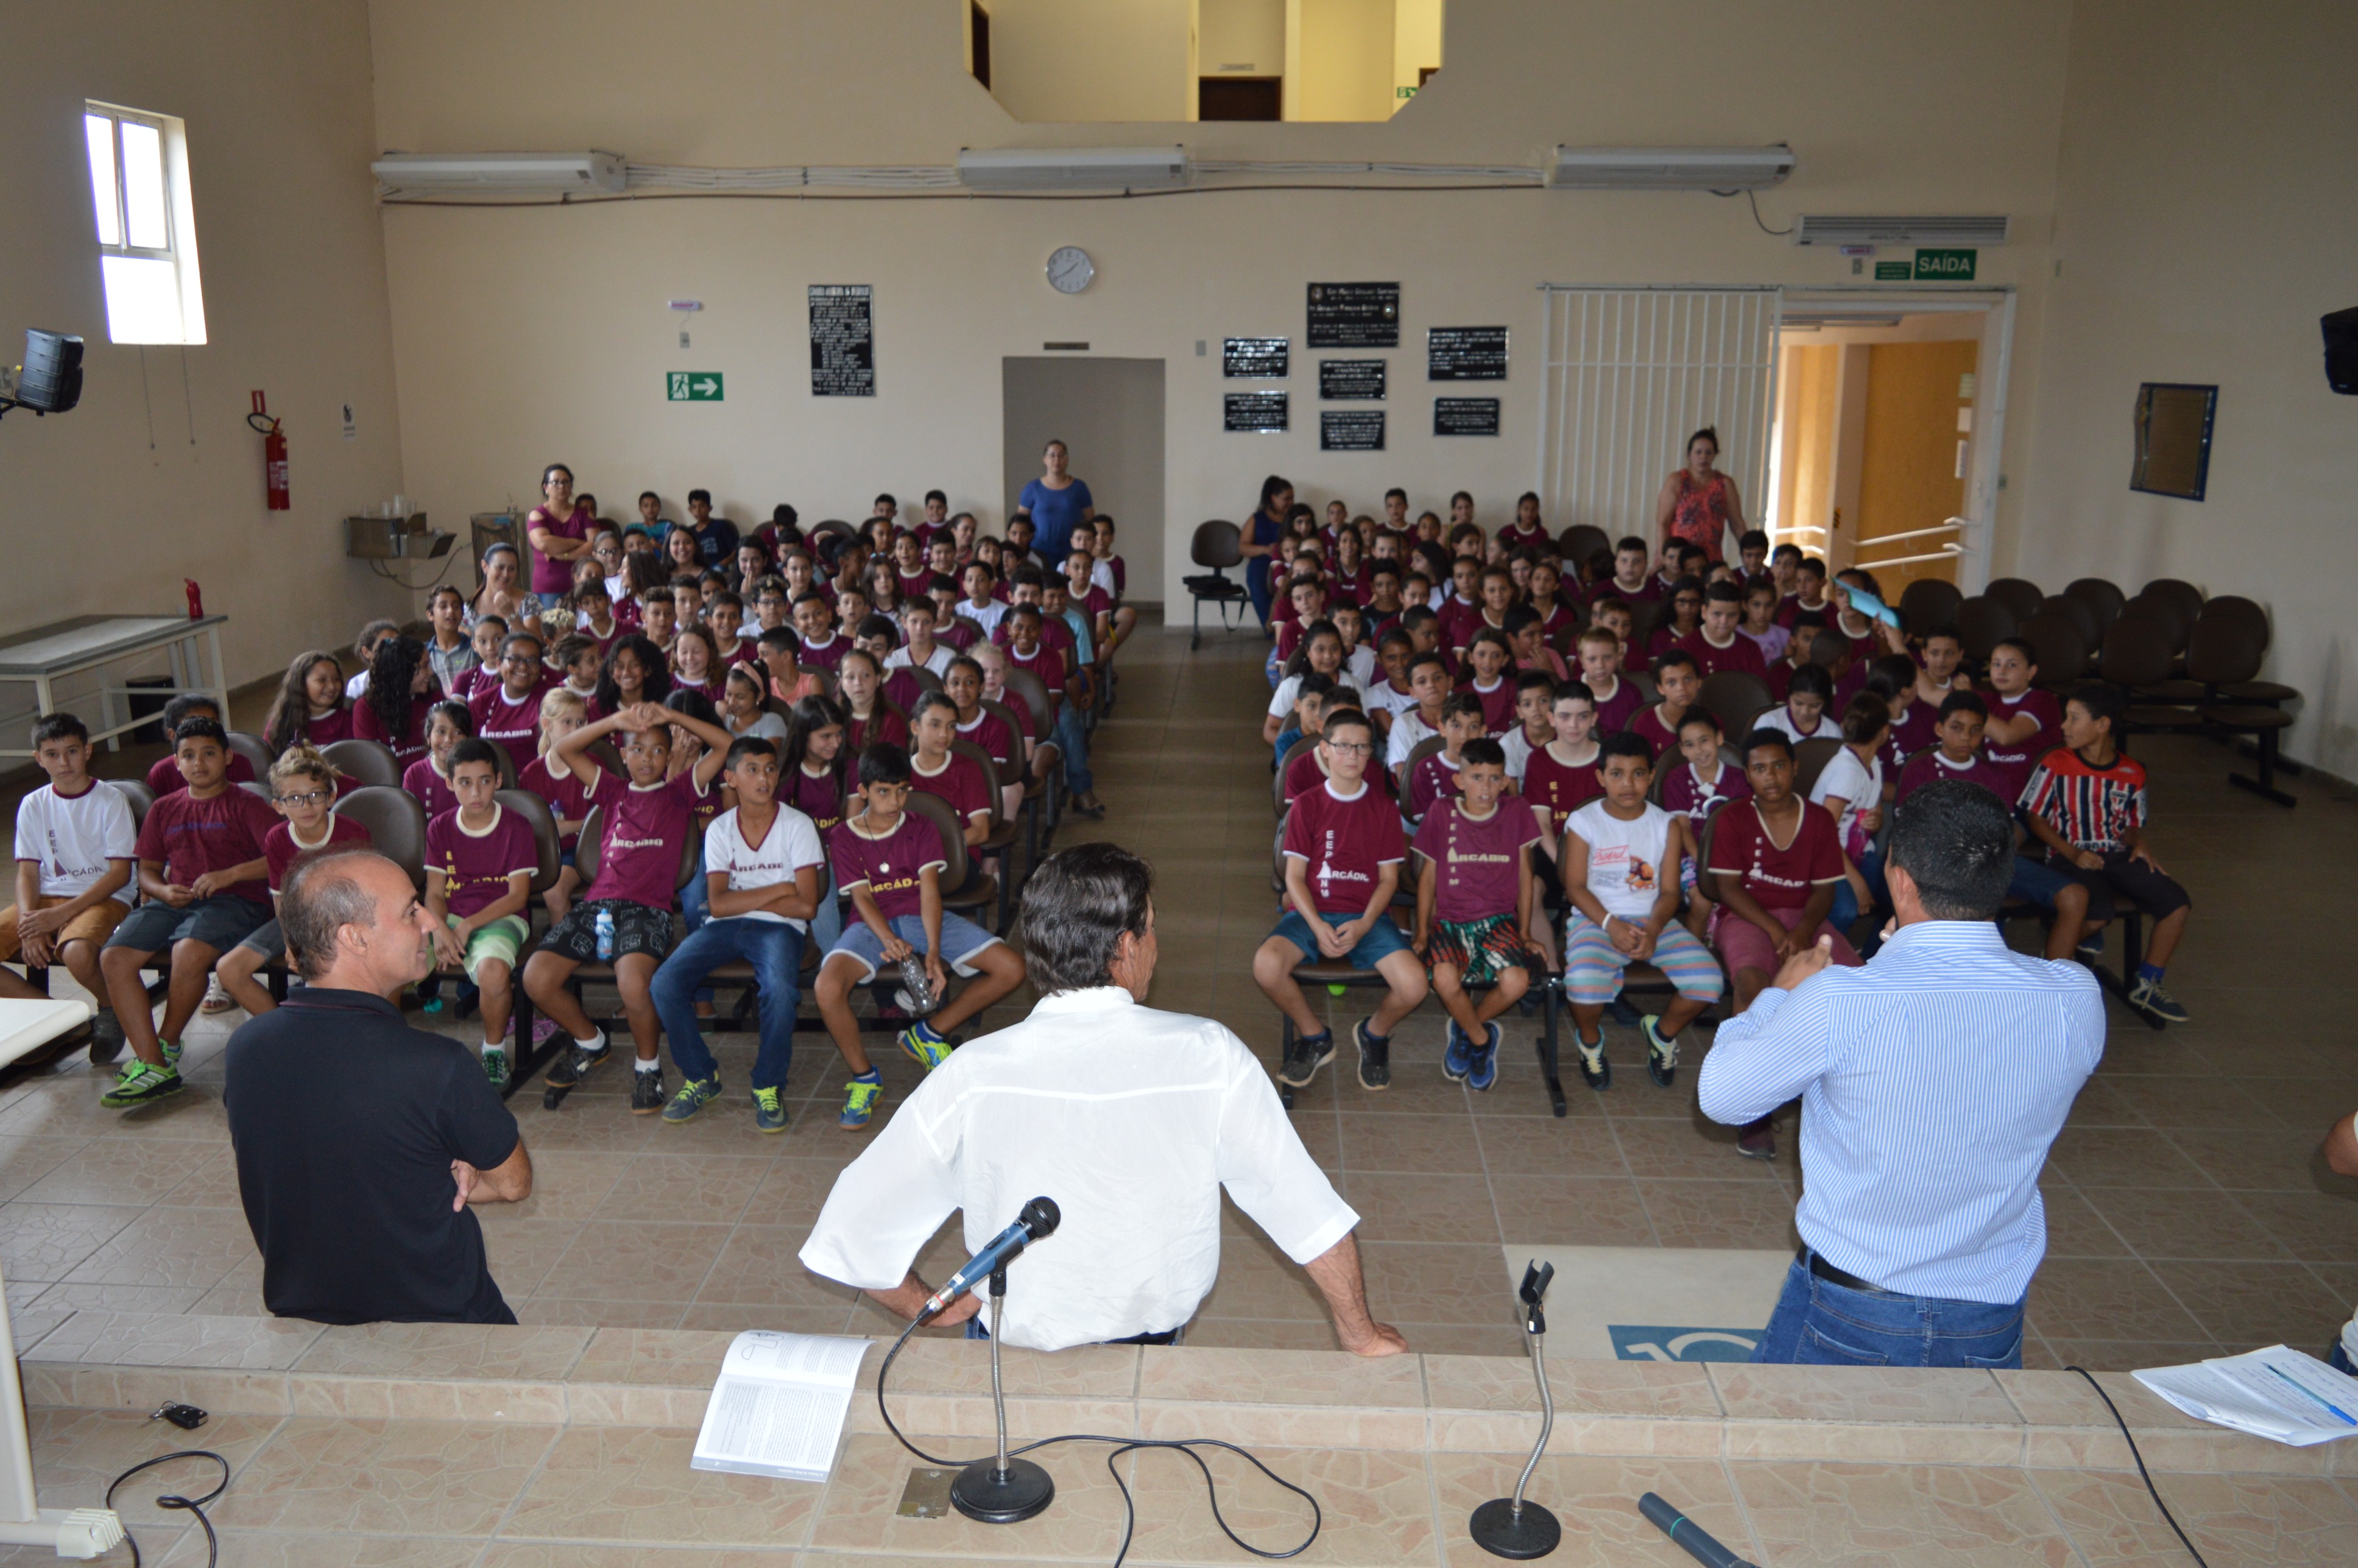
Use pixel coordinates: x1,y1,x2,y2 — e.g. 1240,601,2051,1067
216,745,373,1020
98,718,279,1106
1404,693,1486,824
1682,580,1769,679
402,701,476,821
1560,733,1724,1090
1331,604,1378,691
1383,652,1455,780
1979,636,2060,806
814,744,1026,1127
351,637,434,766
1254,708,1427,1093
1737,577,1791,664
793,591,850,673
1865,653,1938,772
1631,649,1701,758
1412,737,1545,1090
1576,626,1646,734
1006,604,1101,818
782,695,852,954
1361,627,1418,736
549,635,602,704
1459,629,1517,735
756,624,822,705
2021,682,2191,1023
943,656,1024,825
1757,663,1840,744
835,648,907,755
424,738,537,1087
0,713,136,1051
722,664,789,742
1659,710,1751,824
1498,669,1558,783
1764,620,1817,702
1810,693,1893,933
144,694,256,796
1273,672,1335,768
906,690,995,850
425,586,480,697
1505,605,1569,682
1266,621,1359,747
261,651,355,757
522,698,733,1114
1522,683,1605,863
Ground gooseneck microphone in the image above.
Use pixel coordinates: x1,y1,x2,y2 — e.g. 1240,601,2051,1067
920,1197,1061,1320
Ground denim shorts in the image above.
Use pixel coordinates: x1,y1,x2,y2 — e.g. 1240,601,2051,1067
105,895,269,956
1268,908,1412,969
825,912,1000,983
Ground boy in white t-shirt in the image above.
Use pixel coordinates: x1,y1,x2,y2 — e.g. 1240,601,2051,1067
650,734,827,1132
1559,733,1723,1093
1810,692,1893,936
1,712,136,1054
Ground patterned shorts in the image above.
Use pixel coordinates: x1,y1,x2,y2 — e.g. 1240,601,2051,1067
537,899,674,965
1424,912,1540,987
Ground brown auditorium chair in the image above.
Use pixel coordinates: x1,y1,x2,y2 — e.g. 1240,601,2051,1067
1953,596,2016,663
2187,615,2298,807
1791,738,1844,799
1898,578,1963,636
2194,598,2298,706
2117,592,2195,662
1696,673,1773,747
226,730,275,780
1397,733,1446,797
903,788,999,931
321,738,403,789
1274,734,1318,815
1983,577,2046,622
951,738,1024,928
2064,577,2127,631
1184,520,1251,650
2016,613,2091,688
1558,524,1611,568
2139,577,2206,626
237,780,271,804
2036,594,2102,648
114,779,155,833
332,786,428,888
2095,617,2203,735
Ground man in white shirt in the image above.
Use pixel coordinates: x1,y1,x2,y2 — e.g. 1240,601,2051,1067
801,844,1405,1354
2,712,136,1055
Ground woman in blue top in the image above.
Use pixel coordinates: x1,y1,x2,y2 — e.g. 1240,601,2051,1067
1242,473,1293,628
1016,439,1095,567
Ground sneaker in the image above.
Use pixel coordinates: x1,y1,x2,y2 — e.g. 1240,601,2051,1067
1575,1032,1611,1091
89,1011,127,1064
2074,938,2105,967
752,1086,789,1134
531,1017,562,1047
1467,1022,1502,1093
200,976,235,1014
630,1065,666,1114
2129,978,2190,1024
1736,1117,1777,1161
544,1034,609,1089
841,1073,883,1130
1277,1031,1334,1089
1441,1019,1476,1082
1353,1020,1390,1091
663,1075,722,1123
101,1061,182,1109
158,1037,182,1070
897,1022,952,1071
1643,1015,1678,1089
482,1048,509,1090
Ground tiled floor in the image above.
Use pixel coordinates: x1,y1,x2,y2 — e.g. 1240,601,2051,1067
4,610,2356,1370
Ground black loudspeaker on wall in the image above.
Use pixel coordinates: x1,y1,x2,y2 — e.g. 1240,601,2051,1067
8,330,85,415
2325,307,2358,395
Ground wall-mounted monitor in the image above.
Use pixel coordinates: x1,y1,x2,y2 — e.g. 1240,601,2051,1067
2130,383,2216,501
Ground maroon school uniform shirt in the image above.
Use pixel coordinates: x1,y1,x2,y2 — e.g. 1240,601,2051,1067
1659,759,1751,825
401,757,459,822
1522,745,1605,839
352,696,431,767
1282,779,1406,917
1644,622,1693,662
1896,746,2017,807
829,810,947,920
798,633,850,674
956,709,1020,774
135,786,280,904
1413,799,1542,925
1587,676,1647,735
1880,699,1938,775
146,750,257,797
911,750,994,832
1707,800,1844,914
519,754,594,850
785,761,848,838
1628,704,1686,760
261,814,372,895
581,771,706,907
1004,642,1068,698
1496,519,1550,553
1982,687,2062,806
1437,596,1486,652
1678,629,1768,680
1403,750,1461,823
289,707,358,749
1455,675,1513,735
881,669,925,715
1591,574,1661,607
844,706,908,756
426,803,537,919
1776,593,1836,631
1533,600,1579,649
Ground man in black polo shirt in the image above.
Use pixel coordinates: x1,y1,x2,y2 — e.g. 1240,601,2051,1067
224,848,531,1324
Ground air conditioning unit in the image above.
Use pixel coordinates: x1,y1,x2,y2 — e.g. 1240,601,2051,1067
370,152,627,193
1793,214,2010,248
957,146,1190,191
1546,145,1793,190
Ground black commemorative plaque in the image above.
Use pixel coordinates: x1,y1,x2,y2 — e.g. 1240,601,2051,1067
1223,337,1290,378
1223,392,1289,433
810,284,875,397
1319,359,1386,401
1321,411,1385,452
1427,326,1508,381
1433,397,1501,437
1307,282,1400,348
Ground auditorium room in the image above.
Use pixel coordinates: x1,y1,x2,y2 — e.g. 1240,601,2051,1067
2,1,2355,1563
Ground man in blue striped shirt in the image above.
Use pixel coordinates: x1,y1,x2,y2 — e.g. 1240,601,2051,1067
1698,779,2105,1368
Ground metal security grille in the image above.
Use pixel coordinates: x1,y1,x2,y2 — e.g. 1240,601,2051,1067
1534,287,1779,553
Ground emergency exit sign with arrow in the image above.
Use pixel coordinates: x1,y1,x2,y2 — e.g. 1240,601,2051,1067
667,372,724,401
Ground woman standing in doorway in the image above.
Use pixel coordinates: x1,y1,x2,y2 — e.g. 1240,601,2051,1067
1241,474,1294,629
1016,439,1096,568
1654,427,1747,565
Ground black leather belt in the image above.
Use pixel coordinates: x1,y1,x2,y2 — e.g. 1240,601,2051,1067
1804,1249,1880,1293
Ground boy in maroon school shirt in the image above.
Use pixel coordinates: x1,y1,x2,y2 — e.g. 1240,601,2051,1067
142,695,256,797
97,718,281,1107
1629,650,1702,760
1254,709,1428,1095
1979,637,2060,805
523,700,733,1115
1411,738,1544,1091
214,745,373,1022
1679,580,1768,679
425,739,538,1089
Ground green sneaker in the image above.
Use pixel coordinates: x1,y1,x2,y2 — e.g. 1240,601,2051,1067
158,1036,181,1069
752,1086,788,1134
101,1061,183,1109
897,1022,951,1070
482,1048,509,1090
663,1075,723,1124
840,1072,883,1130
1643,1015,1679,1088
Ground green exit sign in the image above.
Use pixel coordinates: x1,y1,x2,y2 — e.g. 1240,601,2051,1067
667,371,724,401
1913,247,1977,280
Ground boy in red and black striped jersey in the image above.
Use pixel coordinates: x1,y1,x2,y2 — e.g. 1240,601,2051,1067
2020,683,2191,1024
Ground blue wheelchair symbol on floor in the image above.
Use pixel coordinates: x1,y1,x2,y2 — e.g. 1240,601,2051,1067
1609,1325,1761,1362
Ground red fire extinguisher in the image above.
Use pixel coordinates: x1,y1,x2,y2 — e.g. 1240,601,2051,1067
247,390,288,511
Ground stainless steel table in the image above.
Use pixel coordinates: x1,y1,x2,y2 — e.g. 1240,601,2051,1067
0,615,230,758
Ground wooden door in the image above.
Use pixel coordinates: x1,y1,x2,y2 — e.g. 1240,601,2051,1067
1855,339,1976,592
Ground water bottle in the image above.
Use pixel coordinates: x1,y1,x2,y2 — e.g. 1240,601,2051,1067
894,952,937,1015
594,908,616,962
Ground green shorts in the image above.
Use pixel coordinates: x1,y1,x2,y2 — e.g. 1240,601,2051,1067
446,914,529,983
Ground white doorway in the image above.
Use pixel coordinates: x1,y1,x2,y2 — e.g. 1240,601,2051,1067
1001,358,1167,605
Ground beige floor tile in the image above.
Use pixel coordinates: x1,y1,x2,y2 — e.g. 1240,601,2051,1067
1336,1112,1484,1174
604,1153,772,1224
1611,1117,1790,1182
533,1220,735,1303
2077,1187,2288,1262
1637,1181,1802,1251
205,1418,555,1536
1124,1444,1436,1566
1431,1452,1756,1567
2142,1260,2351,1351
1363,1241,1520,1329
1730,1459,2081,1566
16,1140,223,1207
157,1531,487,1566
480,1547,799,1566
57,1205,258,1291
805,1430,1129,1559
2036,1187,2133,1259
0,1201,139,1282
692,1224,858,1309
503,1426,819,1549
2043,1125,2212,1188
2035,1468,2358,1564
476,1217,579,1301
2027,1336,2223,1372
1341,1171,1500,1244
1472,1116,1629,1178
2027,1259,2210,1344
23,1408,283,1528
1492,1176,1660,1248
2229,1189,2358,1263
0,1135,89,1201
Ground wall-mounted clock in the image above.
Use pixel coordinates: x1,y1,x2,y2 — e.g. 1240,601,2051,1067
1046,246,1095,294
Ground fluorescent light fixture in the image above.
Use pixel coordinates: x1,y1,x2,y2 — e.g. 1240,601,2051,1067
957,146,1190,191
1793,214,2009,247
1547,145,1793,190
370,151,627,192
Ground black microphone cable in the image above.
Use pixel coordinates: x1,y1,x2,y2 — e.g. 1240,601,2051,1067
105,1448,230,1568
874,1312,1322,1567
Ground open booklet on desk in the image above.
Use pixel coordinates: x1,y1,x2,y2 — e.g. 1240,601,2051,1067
691,1330,874,1481
2134,1344,2358,1447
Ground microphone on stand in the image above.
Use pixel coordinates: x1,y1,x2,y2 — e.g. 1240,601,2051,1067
921,1198,1061,1319
1470,1260,1562,1559
936,1196,1063,1527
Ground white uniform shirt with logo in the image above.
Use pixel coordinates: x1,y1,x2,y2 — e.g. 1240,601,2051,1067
799,987,1359,1350
702,805,827,931
14,780,136,905
1566,798,1675,922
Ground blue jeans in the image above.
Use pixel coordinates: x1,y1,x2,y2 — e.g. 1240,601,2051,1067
1055,702,1092,795
652,917,805,1091
1273,727,1303,767
1752,1255,2024,1368
1246,557,1273,625
1829,844,1886,931
810,869,844,955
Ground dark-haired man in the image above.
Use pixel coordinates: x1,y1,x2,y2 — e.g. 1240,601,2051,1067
1698,779,2103,1368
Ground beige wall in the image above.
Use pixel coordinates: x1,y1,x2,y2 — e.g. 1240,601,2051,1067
987,0,1195,123
1201,0,1285,77
0,0,409,705
1393,0,1442,101
2017,0,2358,770
1292,0,1396,123
367,0,2071,619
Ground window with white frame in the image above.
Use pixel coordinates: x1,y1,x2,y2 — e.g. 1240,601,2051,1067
83,102,207,345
